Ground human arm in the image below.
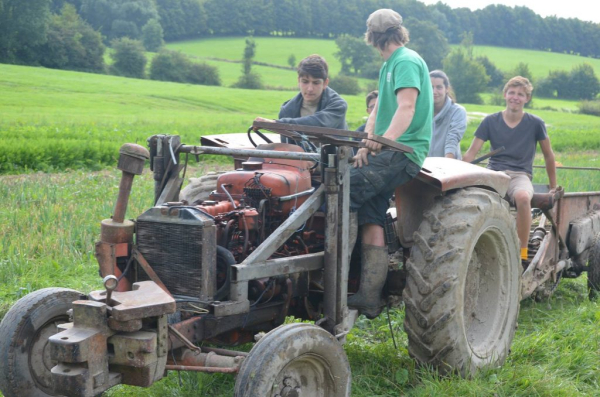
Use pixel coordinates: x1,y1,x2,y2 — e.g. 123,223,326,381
539,138,557,190
353,99,379,168
444,106,467,159
462,137,485,163
363,87,418,153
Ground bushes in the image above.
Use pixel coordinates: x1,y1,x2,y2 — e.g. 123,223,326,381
577,101,600,117
149,49,220,86
328,75,360,95
110,38,147,79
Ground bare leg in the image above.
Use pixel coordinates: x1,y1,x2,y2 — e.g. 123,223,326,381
514,190,532,249
362,223,386,247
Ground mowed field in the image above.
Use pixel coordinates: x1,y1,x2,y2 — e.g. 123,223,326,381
165,37,600,90
1,36,600,396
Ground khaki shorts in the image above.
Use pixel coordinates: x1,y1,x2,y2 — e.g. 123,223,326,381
504,171,534,206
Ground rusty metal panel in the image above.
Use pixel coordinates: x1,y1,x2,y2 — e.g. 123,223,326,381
394,177,439,248
559,193,600,248
89,281,176,322
232,253,324,282
418,157,510,196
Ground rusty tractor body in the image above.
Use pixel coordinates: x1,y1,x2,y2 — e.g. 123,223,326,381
1,122,599,397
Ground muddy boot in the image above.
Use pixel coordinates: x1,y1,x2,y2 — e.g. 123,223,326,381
347,244,388,319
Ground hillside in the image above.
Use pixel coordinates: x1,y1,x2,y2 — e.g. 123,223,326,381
166,37,600,89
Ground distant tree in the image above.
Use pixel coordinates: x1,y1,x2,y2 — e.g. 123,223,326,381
0,0,51,63
110,38,146,78
334,35,377,75
288,54,296,69
36,4,105,73
51,0,83,13
535,64,599,100
443,48,489,104
233,38,263,89
328,75,360,95
142,19,164,52
507,62,533,84
404,18,449,71
155,0,208,41
475,55,504,89
567,64,600,100
80,0,158,41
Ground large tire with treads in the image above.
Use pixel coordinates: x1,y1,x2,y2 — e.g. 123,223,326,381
403,187,521,376
179,171,225,204
0,288,82,397
587,232,600,299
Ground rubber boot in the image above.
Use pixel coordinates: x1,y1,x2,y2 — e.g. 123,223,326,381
347,244,388,319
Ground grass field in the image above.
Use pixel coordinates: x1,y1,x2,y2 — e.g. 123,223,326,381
1,35,600,396
0,62,597,174
166,37,600,87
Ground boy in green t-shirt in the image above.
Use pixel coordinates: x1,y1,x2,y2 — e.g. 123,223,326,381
348,8,433,318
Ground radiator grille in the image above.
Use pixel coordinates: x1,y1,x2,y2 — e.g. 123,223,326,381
136,220,203,297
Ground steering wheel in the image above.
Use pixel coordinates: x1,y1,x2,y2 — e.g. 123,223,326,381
247,127,273,148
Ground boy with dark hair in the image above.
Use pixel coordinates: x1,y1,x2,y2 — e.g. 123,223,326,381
348,9,432,318
356,90,379,132
255,54,348,149
463,76,557,264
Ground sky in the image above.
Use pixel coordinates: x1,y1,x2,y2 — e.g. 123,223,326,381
418,0,600,24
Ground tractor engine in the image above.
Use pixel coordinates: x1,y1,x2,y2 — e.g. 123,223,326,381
202,147,319,262
134,143,324,304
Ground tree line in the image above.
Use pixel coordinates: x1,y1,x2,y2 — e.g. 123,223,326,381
2,0,600,64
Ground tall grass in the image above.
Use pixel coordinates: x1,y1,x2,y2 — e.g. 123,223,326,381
2,63,599,175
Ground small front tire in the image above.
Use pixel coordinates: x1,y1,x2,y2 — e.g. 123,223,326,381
234,323,351,397
0,288,82,397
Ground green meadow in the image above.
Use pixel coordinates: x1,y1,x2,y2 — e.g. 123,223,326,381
1,36,600,396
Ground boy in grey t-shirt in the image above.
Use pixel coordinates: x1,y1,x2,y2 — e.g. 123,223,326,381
463,76,557,264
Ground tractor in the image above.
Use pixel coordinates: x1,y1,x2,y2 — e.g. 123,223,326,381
1,122,599,397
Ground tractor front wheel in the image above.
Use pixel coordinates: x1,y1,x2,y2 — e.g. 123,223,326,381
0,288,82,397
234,323,350,396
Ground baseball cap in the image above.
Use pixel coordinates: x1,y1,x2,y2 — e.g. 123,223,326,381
366,9,403,33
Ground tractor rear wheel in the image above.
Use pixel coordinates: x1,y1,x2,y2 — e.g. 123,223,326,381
587,232,600,299
179,172,224,204
403,188,520,376
0,288,82,397
234,323,350,396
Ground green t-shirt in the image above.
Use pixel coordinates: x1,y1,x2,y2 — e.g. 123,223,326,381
375,47,432,167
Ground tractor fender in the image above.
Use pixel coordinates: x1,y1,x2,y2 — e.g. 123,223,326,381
394,157,510,248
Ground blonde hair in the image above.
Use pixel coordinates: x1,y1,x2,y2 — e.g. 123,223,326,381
503,76,533,97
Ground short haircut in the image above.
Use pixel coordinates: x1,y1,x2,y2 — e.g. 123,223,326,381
366,90,378,107
503,76,533,97
365,26,410,50
297,55,329,80
430,70,456,102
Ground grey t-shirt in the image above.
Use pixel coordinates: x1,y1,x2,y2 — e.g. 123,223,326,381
475,112,547,175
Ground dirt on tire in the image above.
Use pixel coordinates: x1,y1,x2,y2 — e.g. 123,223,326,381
403,187,521,376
